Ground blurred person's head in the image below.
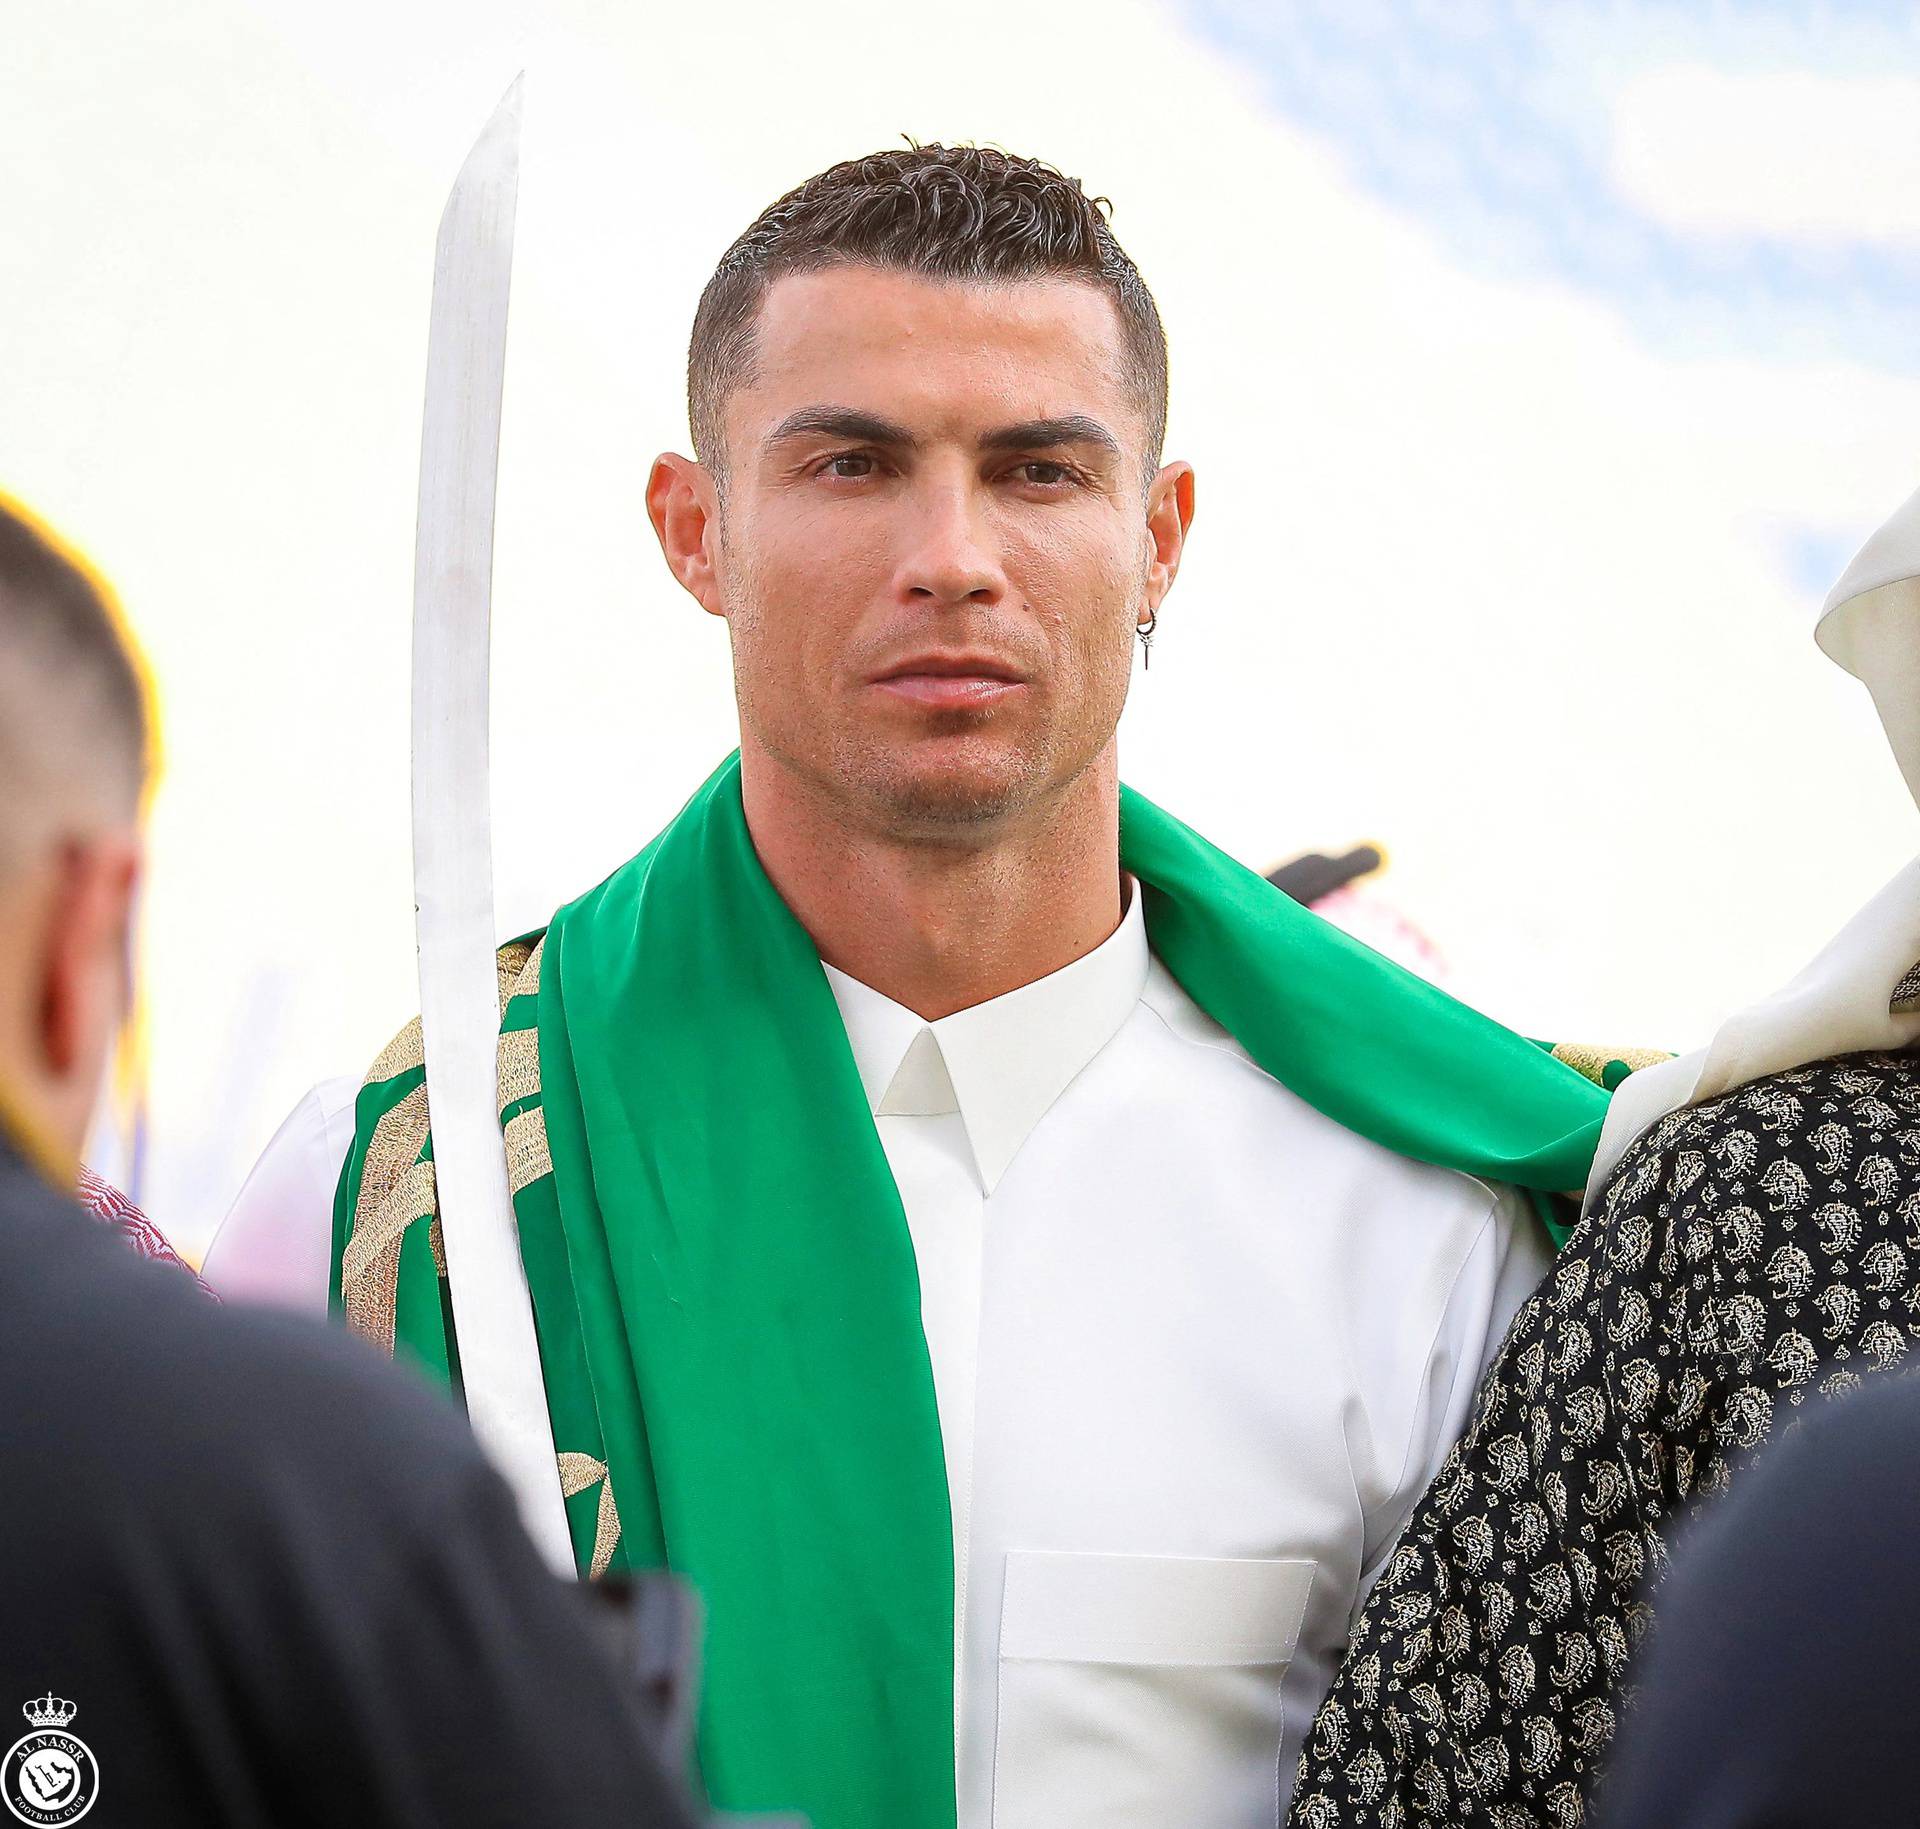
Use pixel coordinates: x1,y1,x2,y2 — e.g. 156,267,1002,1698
0,497,148,1180
647,144,1194,848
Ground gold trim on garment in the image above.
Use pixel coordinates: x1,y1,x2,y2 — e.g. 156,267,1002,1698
342,1154,436,1353
367,1016,426,1087
504,1104,553,1196
342,938,542,1353
515,935,544,999
556,1451,624,1580
1550,1042,1670,1088
343,1070,435,1348
498,1026,542,1113
496,938,535,1004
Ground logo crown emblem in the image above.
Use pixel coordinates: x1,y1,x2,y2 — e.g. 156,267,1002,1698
22,1695,75,1729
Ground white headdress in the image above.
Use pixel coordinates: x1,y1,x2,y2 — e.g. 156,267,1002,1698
1584,485,1920,1209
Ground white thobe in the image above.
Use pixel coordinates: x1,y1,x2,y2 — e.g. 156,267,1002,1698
208,887,1549,1826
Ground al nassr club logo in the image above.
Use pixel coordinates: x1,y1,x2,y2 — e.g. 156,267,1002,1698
3,1698,99,1825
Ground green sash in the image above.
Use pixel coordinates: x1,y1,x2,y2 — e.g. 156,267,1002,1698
333,752,1611,1828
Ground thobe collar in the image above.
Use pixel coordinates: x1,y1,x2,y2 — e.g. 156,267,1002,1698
822,879,1149,1195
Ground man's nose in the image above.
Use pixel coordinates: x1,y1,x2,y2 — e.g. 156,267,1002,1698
893,478,1007,608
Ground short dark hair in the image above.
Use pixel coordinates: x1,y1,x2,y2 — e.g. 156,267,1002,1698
0,498,150,831
688,145,1168,478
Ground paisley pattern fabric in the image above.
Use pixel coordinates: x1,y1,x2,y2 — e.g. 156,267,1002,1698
1288,1050,1920,1828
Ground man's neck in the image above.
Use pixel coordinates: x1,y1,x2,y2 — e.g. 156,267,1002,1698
741,750,1126,1023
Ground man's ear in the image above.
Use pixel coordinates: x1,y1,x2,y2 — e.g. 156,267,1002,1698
40,831,140,1084
646,452,727,618
1144,461,1196,613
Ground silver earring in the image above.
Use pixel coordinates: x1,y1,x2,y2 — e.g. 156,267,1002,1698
1137,609,1157,669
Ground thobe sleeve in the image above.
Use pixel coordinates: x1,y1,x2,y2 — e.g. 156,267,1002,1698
201,1074,360,1311
1353,1182,1551,1613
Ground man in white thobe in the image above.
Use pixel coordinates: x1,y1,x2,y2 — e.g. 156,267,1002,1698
209,144,1596,1827
216,880,1548,1822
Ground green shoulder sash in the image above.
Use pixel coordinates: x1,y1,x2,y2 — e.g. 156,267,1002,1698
332,753,1638,1829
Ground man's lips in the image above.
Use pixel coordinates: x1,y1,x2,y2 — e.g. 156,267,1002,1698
869,654,1028,709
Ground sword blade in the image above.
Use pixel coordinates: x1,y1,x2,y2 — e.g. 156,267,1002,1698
411,74,573,1575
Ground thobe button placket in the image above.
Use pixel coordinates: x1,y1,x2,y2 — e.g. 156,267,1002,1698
877,1028,962,1118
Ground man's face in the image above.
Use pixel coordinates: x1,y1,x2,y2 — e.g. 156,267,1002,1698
689,266,1186,840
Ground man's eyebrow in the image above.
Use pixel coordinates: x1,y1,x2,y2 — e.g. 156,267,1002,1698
764,407,919,449
977,415,1121,456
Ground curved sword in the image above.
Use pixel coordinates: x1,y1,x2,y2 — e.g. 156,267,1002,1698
411,75,574,1575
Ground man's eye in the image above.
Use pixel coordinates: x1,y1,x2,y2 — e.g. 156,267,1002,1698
824,453,875,479
1015,461,1073,487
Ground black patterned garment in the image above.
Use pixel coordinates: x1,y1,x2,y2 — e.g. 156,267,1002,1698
1287,1050,1920,1829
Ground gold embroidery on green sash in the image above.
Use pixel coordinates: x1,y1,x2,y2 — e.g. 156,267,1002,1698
344,938,542,1354
343,1068,433,1350
1550,1042,1670,1088
342,1151,435,1352
367,1015,425,1086
500,943,549,1187
498,1026,541,1112
504,1104,553,1196
357,1081,431,1220
516,934,544,999
557,1451,624,1580
495,937,535,1005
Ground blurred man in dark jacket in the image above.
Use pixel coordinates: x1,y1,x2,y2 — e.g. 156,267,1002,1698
0,494,701,1828
1601,1373,1920,1828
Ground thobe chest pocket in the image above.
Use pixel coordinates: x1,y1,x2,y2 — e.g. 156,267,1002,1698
991,1550,1315,1829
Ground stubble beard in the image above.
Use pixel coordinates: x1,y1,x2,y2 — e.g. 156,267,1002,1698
848,718,1056,837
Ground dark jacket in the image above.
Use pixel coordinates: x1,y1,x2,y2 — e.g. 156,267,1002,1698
0,1135,698,1828
1603,1372,1920,1828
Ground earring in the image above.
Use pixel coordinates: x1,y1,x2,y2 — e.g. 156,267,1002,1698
1136,609,1157,670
